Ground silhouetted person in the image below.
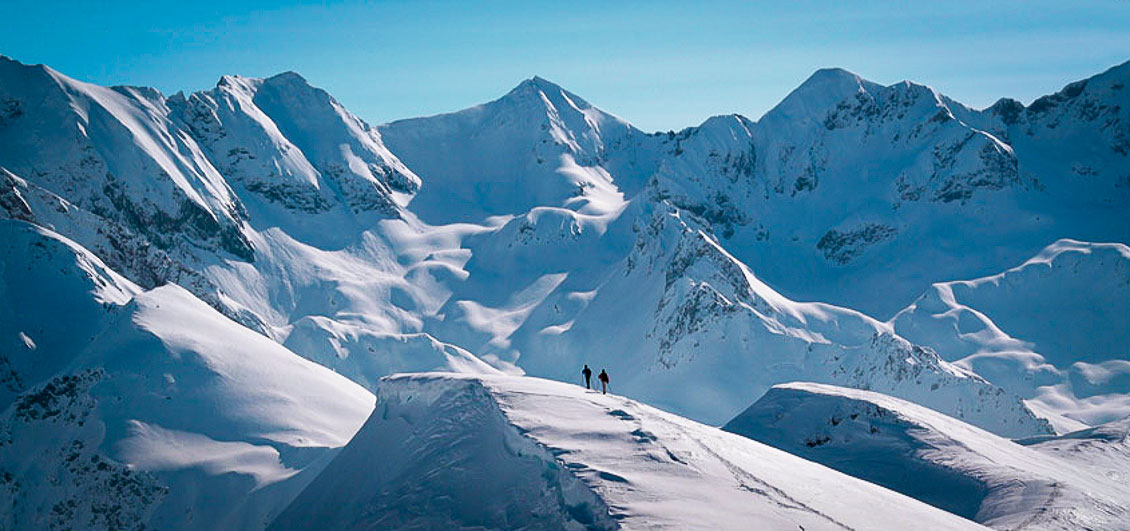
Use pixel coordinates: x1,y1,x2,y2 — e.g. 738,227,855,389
582,364,592,390
598,369,609,394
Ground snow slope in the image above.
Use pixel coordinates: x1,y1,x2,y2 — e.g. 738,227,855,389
0,219,140,408
271,373,985,530
892,239,1130,431
724,382,1130,530
0,220,374,530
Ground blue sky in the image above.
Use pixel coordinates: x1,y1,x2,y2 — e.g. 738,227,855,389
3,1,1129,131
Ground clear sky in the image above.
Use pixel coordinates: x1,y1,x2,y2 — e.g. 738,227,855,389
3,1,1129,132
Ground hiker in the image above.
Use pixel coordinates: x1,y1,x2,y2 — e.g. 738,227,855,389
582,364,592,390
598,369,610,394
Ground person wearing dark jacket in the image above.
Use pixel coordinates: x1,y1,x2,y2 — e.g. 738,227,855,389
582,364,592,389
598,369,610,394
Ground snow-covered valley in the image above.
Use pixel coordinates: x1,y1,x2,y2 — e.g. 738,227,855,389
1,52,1127,528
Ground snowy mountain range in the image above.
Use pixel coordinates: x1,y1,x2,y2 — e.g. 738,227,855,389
1,53,1127,528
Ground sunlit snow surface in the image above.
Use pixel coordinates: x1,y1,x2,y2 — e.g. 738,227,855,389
272,373,985,530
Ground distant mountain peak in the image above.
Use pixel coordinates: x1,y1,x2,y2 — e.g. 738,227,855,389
500,75,595,112
513,74,562,91
0,55,63,87
263,70,311,87
760,67,882,124
0,55,51,73
799,67,877,94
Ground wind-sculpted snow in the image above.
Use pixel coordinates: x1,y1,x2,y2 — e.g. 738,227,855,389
724,382,1130,530
272,373,985,530
0,222,374,529
437,199,1050,436
892,239,1130,433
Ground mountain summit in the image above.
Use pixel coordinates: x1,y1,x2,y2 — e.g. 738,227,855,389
379,75,652,223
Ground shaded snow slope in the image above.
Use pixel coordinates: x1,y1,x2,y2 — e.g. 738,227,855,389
892,239,1130,431
272,373,984,530
0,219,140,408
724,382,1130,530
0,221,374,530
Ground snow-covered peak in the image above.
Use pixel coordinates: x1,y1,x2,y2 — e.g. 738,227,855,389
262,70,309,86
758,67,883,126
1025,59,1129,115
691,113,757,142
225,69,420,198
169,68,420,238
214,71,313,94
379,76,651,223
0,56,255,261
502,75,593,109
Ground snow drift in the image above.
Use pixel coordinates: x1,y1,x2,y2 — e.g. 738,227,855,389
892,239,1130,432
